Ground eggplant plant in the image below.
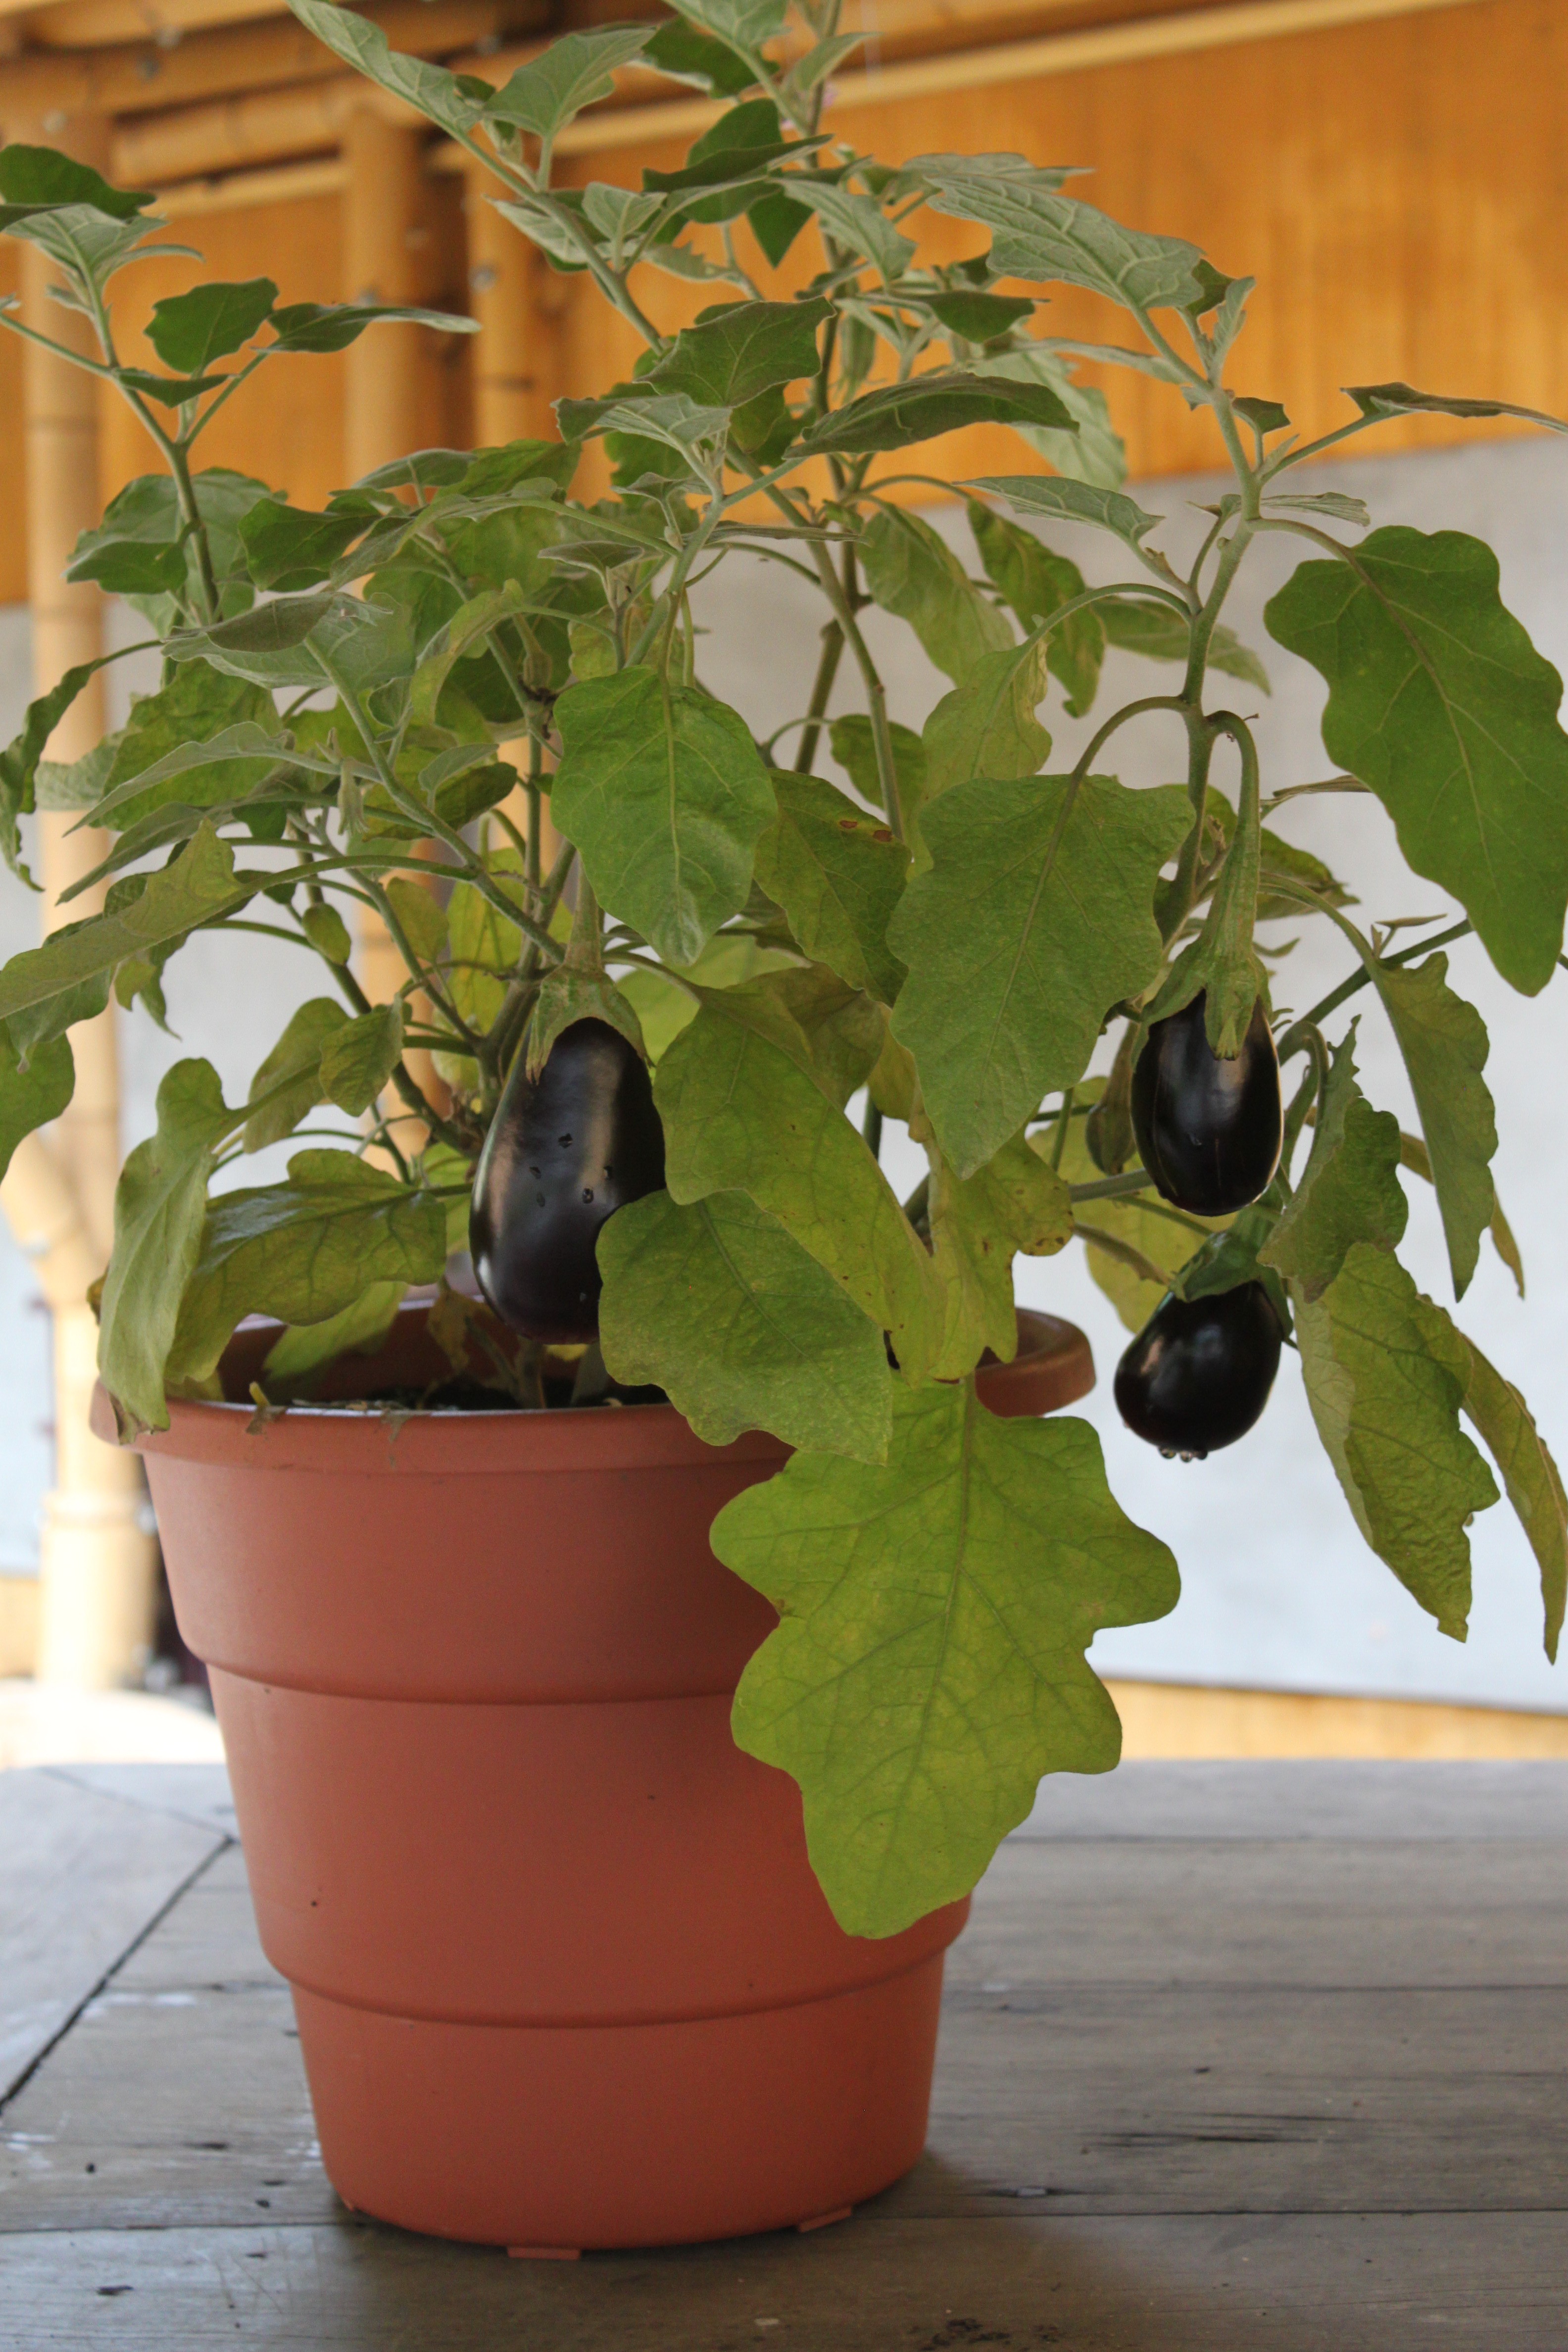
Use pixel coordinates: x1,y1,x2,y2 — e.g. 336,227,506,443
0,0,1563,1937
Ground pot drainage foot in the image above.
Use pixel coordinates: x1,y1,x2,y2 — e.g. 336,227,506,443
508,2246,581,2261
796,2205,853,2234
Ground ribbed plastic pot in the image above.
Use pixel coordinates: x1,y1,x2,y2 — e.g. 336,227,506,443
104,1305,1093,2252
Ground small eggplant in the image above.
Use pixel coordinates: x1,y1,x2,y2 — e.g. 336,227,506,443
470,1018,665,1343
1114,1281,1283,1460
1130,992,1282,1217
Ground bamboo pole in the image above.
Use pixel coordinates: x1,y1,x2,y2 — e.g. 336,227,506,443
15,114,158,1689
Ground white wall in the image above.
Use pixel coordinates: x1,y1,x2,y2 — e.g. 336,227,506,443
0,432,1564,1714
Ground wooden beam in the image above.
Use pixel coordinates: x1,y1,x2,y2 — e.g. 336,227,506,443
152,153,344,215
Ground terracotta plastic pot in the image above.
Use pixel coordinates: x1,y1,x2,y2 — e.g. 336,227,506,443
107,1305,1093,2251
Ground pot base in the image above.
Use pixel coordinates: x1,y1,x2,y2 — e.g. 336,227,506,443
295,1954,946,2250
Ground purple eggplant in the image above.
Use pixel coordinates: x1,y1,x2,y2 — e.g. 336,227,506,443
1131,992,1282,1217
1114,1281,1283,1459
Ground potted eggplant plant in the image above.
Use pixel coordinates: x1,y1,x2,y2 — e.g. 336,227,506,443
0,0,1563,2251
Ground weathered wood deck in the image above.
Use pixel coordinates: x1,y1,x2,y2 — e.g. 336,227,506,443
3,1759,1566,2349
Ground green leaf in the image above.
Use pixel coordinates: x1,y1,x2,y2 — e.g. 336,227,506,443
1100,598,1270,692
1396,1127,1520,1298
667,0,788,53
317,1003,404,1117
0,143,152,223
69,468,272,614
0,649,126,876
925,290,1035,342
925,1124,1072,1375
98,1059,234,1433
890,775,1192,1176
1369,951,1496,1298
759,964,883,1108
285,0,491,138
1293,1243,1498,1641
1264,528,1568,994
790,183,915,285
967,502,1103,716
919,639,1052,823
98,664,281,829
1056,1081,1226,1331
301,903,352,966
385,877,447,968
165,1149,446,1394
66,535,187,597
529,966,645,1076
260,1279,407,1393
828,714,926,816
860,507,1012,685
966,343,1128,491
598,1188,894,1459
643,296,830,407
239,499,366,591
244,997,349,1152
1260,1027,1406,1300
972,474,1163,557
1435,1329,1567,1663
800,369,1074,457
716,1377,1179,1936
1345,381,1568,434
266,299,476,354
654,995,941,1376
644,18,758,94
0,823,250,1023
146,276,277,373
911,161,1208,311
0,1027,73,1182
552,666,776,967
486,25,655,140
751,774,906,1002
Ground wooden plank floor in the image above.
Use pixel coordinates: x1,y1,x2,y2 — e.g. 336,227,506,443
2,1761,1566,2350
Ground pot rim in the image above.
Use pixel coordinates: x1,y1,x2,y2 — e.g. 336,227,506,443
96,1305,1093,1476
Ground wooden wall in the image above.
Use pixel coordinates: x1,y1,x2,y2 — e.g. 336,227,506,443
1,0,1565,607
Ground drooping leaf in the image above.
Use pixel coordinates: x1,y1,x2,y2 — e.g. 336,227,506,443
146,277,277,374
261,1279,407,1393
1293,1242,1498,1641
0,143,152,222
485,25,655,142
244,997,350,1153
1396,1127,1521,1298
918,639,1051,825
317,1002,404,1117
598,1188,894,1459
552,666,776,967
286,0,492,138
0,824,250,1023
1265,528,1568,994
1369,951,1496,1298
165,1149,446,1394
925,290,1035,342
266,298,476,354
666,0,789,61
98,664,281,829
828,713,926,817
0,649,128,876
790,183,915,285
860,507,1012,685
967,501,1103,716
891,774,1192,1176
715,1377,1179,1936
763,964,884,1108
752,774,906,1002
1259,1026,1406,1300
239,499,367,591
925,1123,1072,1375
800,369,1075,457
655,995,941,1375
0,1027,73,1182
1344,381,1568,434
1429,1326,1567,1663
967,343,1127,490
643,17,758,94
98,1059,234,1432
911,161,1208,311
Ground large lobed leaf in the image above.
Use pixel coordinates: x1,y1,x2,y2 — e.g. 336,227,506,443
1370,951,1496,1299
552,666,776,967
891,774,1192,1175
909,160,1209,313
597,1187,894,1460
751,774,906,1003
1265,527,1568,994
859,508,1012,685
715,1377,1179,1936
1260,1026,1406,1300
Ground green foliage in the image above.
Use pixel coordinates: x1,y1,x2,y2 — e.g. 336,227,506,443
716,1378,1178,1936
891,775,1191,1174
1265,529,1568,994
598,1188,894,1458
1,18,1562,1940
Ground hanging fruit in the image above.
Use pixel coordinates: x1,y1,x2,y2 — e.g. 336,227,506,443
1130,991,1282,1217
470,1018,665,1343
1114,1281,1284,1459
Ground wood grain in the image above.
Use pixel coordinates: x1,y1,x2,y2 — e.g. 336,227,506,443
0,1768,225,2106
